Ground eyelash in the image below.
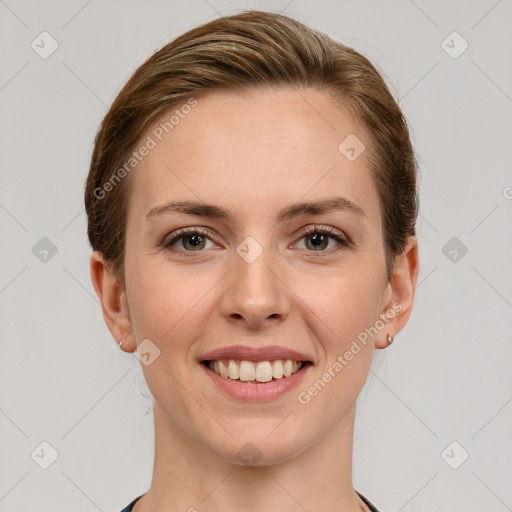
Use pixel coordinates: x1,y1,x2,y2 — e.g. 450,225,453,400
160,225,350,257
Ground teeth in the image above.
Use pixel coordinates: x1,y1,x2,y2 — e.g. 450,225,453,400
239,361,256,381
272,359,284,379
218,360,229,378
227,360,239,379
283,359,293,377
208,359,304,382
255,361,273,382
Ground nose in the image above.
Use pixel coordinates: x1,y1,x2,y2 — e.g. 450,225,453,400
221,245,290,330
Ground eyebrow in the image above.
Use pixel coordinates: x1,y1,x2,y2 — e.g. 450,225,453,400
145,196,366,222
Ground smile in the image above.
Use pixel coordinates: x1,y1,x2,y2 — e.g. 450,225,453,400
198,344,314,400
200,359,313,401
205,359,307,382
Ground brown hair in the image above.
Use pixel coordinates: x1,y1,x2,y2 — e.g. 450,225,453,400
85,10,418,284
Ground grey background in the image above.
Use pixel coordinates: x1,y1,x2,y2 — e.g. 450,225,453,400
1,0,511,511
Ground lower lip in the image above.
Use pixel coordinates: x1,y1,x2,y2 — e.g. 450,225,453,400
200,363,312,402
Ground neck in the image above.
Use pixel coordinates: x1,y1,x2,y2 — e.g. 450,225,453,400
134,402,367,512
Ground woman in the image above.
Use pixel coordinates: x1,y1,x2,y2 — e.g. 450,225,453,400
85,10,419,512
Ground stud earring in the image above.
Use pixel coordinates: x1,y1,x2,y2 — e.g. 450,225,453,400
386,333,394,346
119,338,126,350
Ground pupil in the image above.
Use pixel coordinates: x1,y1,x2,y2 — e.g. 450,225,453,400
188,234,202,247
310,233,325,248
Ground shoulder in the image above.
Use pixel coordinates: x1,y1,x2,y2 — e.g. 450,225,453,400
120,492,380,512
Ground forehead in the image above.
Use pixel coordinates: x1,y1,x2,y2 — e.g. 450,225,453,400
127,87,380,226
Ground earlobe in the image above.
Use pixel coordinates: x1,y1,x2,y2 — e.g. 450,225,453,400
89,251,134,351
375,236,419,349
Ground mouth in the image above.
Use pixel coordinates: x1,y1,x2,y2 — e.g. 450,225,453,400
198,344,314,400
201,358,313,383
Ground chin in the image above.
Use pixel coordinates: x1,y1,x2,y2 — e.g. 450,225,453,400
209,427,312,468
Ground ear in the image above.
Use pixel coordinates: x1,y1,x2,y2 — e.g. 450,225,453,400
89,251,134,351
375,236,419,349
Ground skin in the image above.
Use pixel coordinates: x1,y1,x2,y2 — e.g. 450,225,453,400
90,86,419,512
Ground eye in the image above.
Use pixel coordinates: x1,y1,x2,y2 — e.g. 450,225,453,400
160,225,350,257
160,227,218,255
294,225,349,253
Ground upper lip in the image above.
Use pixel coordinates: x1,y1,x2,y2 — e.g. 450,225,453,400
199,345,313,363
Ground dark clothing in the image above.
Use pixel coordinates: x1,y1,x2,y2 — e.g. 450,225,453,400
357,491,381,511
120,494,143,512
120,490,381,511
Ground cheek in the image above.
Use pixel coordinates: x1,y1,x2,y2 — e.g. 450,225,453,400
299,268,383,346
293,275,380,427
127,261,217,345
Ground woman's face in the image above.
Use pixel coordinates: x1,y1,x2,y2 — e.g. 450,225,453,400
117,87,411,464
